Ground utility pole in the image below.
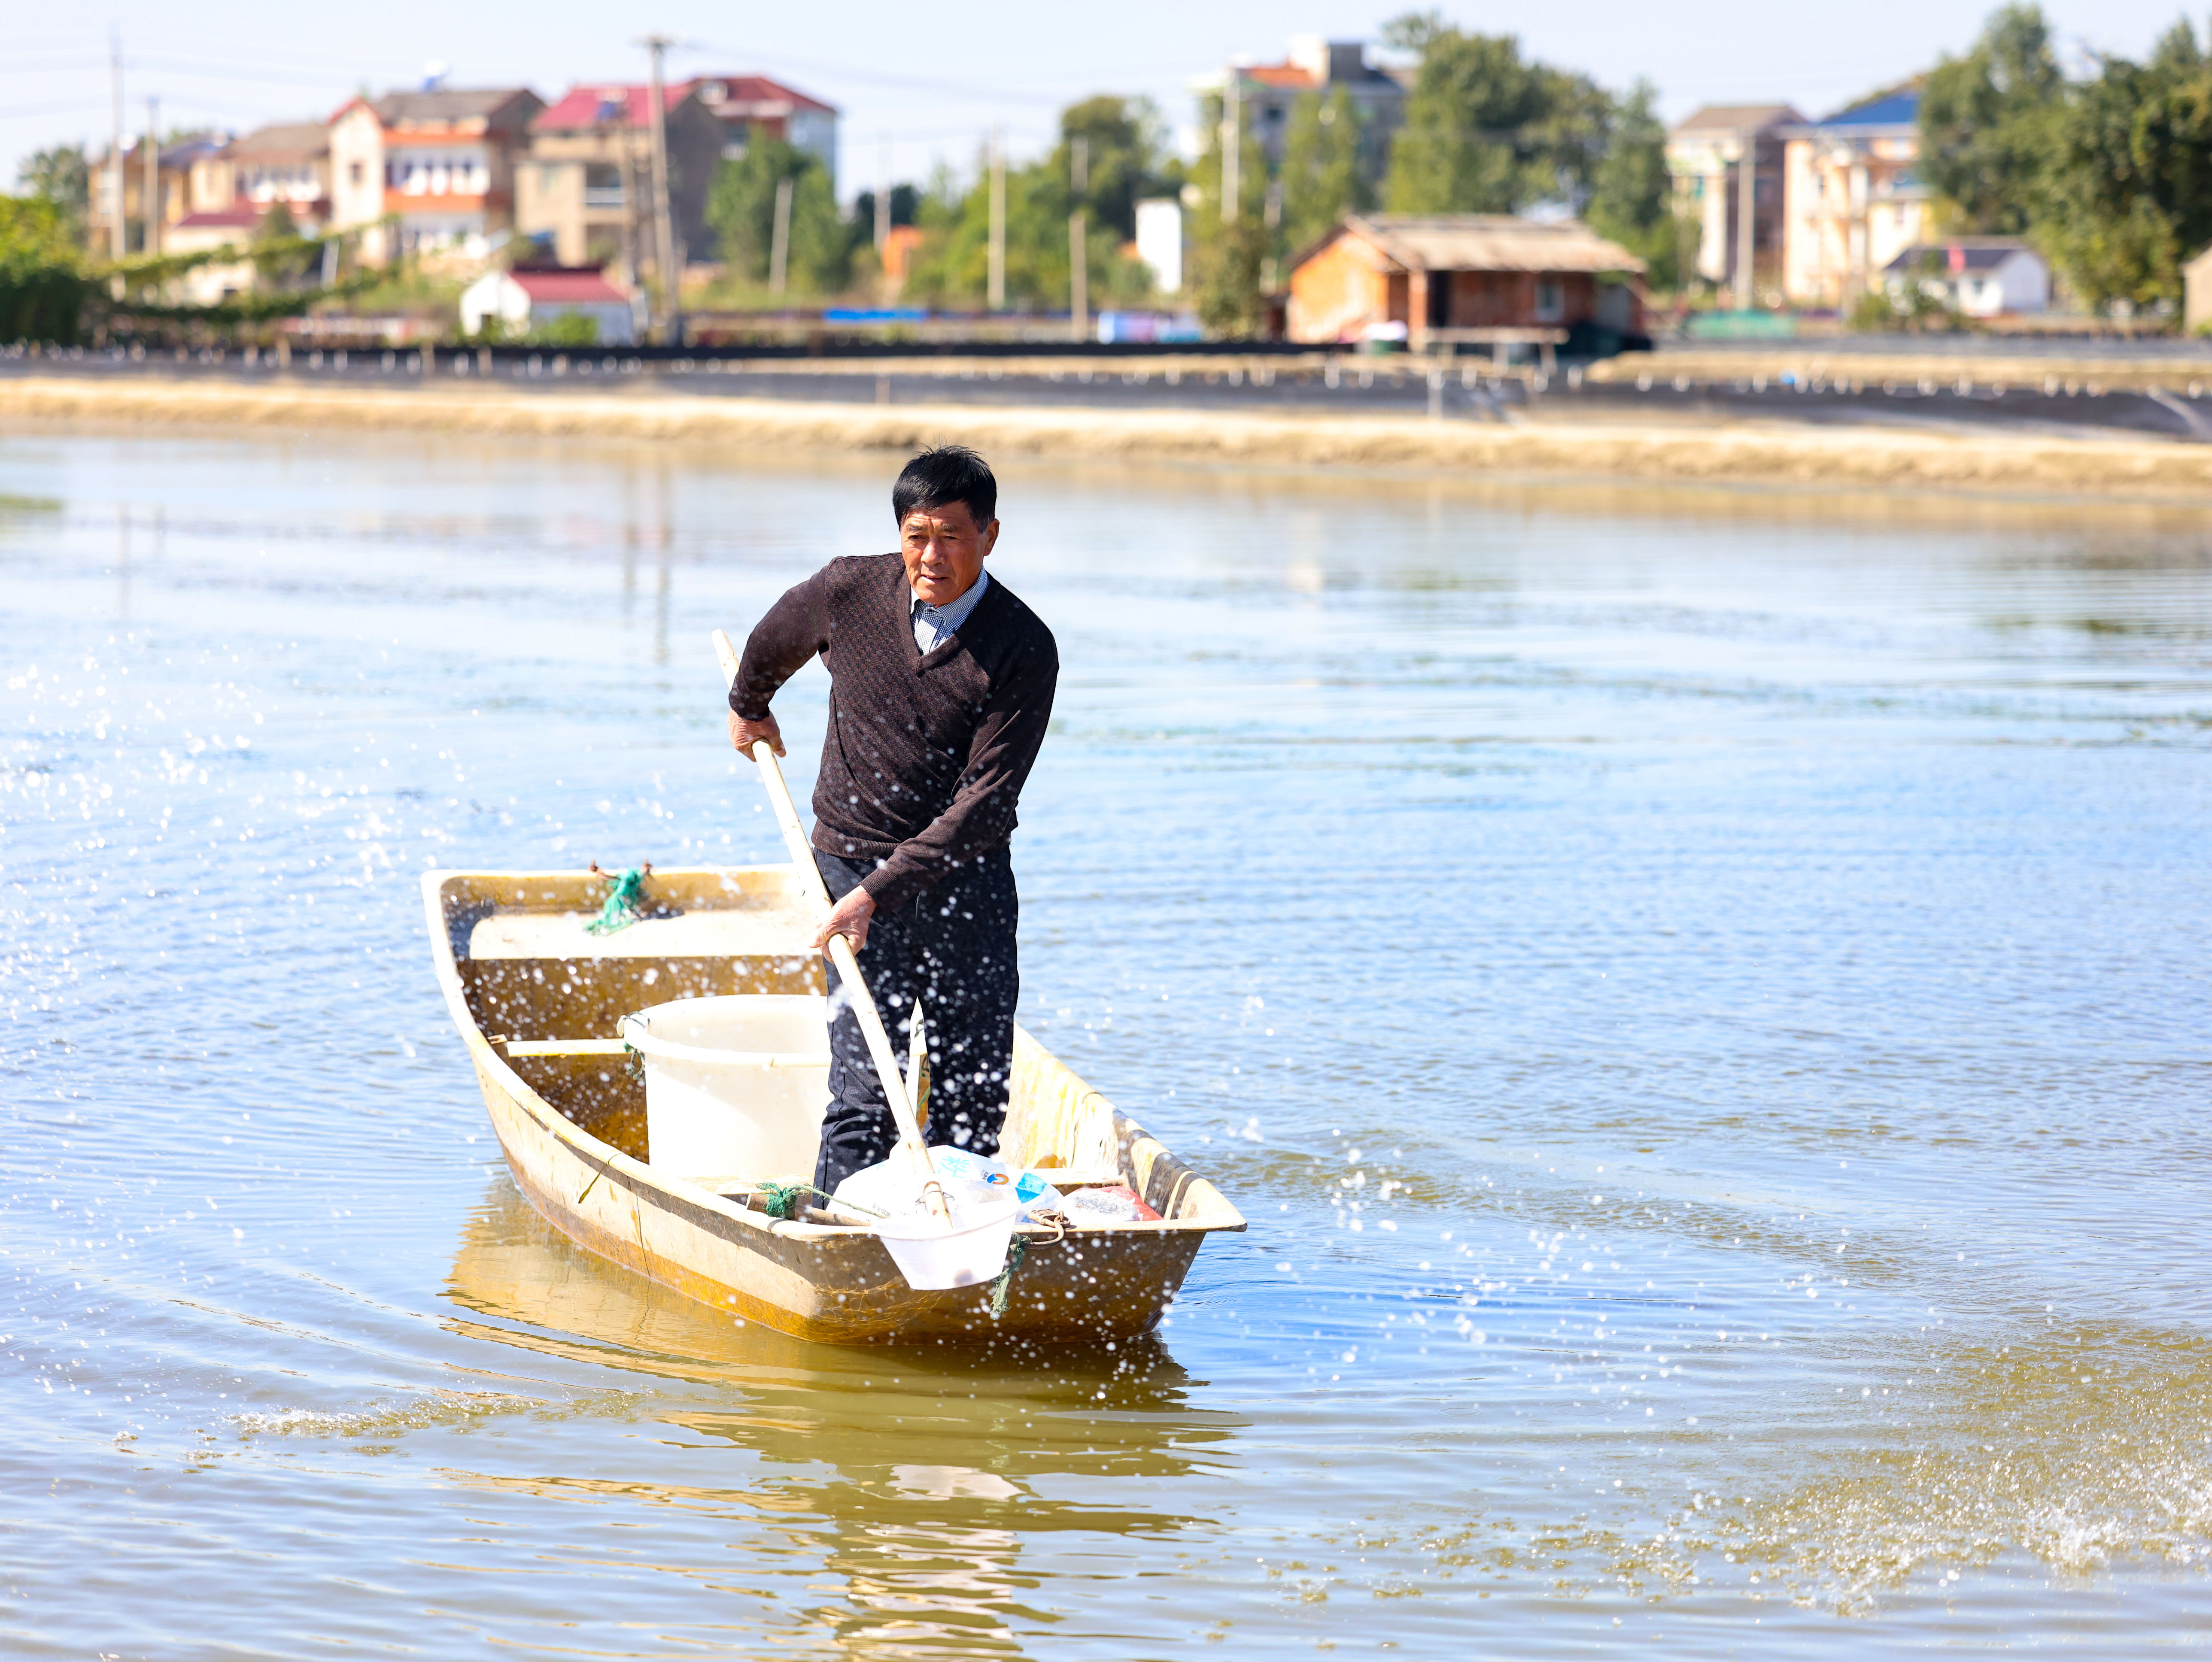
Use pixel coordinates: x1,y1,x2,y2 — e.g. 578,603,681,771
1735,125,1756,311
769,176,793,295
1221,73,1241,226
620,136,645,333
143,97,160,258
108,27,125,260
874,132,891,253
987,125,1006,311
1068,135,1088,341
636,34,681,343
1262,176,1282,292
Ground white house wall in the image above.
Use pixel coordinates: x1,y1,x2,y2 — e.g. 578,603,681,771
1999,252,2050,313
786,109,837,189
1135,200,1182,296
1666,136,1736,285
1864,191,1924,282
1782,135,1926,308
328,106,386,260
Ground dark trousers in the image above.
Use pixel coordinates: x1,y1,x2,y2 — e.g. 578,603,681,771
813,847,1019,1193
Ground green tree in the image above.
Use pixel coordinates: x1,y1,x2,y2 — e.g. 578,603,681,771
1919,4,2063,234
1279,88,1370,255
1184,88,1269,335
900,149,1073,308
2037,19,2212,310
1383,27,1605,213
1379,10,1449,54
897,158,994,306
901,98,1173,313
1372,20,1689,289
1583,79,1680,288
234,202,328,289
16,145,89,228
1058,94,1163,243
851,184,918,230
706,136,851,294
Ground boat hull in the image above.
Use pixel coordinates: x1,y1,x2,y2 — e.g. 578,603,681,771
476,1050,1207,1342
426,867,1242,1345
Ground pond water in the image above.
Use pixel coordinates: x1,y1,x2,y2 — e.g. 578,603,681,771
3,424,2210,1657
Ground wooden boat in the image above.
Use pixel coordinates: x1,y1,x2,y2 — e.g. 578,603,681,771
421,863,1246,1344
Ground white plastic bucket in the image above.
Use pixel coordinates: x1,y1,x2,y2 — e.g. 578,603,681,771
873,1197,1024,1289
620,995,829,1184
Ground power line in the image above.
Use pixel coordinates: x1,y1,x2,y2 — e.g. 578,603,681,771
122,58,355,93
0,97,115,120
98,30,374,77
0,39,377,80
0,56,114,74
681,40,1066,109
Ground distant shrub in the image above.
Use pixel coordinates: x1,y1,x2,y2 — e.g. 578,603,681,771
0,194,95,344
532,311,600,347
1847,290,1900,332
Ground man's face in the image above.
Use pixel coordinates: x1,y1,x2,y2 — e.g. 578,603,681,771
899,501,998,607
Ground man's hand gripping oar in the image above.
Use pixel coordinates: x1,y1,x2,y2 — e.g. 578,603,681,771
712,629,953,1228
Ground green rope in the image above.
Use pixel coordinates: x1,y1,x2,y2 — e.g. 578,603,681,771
585,866,648,935
750,1182,884,1222
757,1180,825,1220
988,1234,1027,1319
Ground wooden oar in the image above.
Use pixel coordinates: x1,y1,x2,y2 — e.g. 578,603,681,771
712,628,951,1226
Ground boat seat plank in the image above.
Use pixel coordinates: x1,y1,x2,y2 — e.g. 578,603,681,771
1030,1167,1124,1189
460,954,823,1041
467,907,813,962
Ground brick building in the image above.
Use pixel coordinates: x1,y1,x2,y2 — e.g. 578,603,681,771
1287,215,1644,350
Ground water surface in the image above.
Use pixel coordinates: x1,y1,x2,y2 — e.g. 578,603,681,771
3,426,2210,1656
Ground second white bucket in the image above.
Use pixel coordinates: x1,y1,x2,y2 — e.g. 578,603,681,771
620,994,830,1184
873,1197,1024,1289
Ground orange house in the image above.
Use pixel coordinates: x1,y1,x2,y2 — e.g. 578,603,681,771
1288,215,1645,350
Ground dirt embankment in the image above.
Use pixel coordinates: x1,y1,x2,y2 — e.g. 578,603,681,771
9,371,2212,500
1582,348,2212,395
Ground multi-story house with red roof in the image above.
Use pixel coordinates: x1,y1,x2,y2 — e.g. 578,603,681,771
328,85,544,264
1193,37,1406,189
516,82,725,274
682,74,840,189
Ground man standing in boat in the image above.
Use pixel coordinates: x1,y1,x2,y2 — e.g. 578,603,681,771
726,446,1058,1192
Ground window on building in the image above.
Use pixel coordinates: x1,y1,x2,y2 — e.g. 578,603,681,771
584,162,623,209
349,160,364,186
1533,278,1565,321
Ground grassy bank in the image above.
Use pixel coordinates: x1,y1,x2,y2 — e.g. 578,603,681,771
8,371,2212,501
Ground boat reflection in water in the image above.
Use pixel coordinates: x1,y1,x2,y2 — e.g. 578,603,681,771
441,1181,1246,1656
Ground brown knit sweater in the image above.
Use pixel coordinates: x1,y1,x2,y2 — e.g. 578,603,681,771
731,554,1058,910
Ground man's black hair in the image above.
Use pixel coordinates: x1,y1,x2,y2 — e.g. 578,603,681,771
892,446,997,529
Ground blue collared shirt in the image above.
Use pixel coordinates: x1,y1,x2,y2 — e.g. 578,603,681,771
911,567,991,651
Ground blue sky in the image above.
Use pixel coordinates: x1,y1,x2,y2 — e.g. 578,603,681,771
4,0,2199,203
